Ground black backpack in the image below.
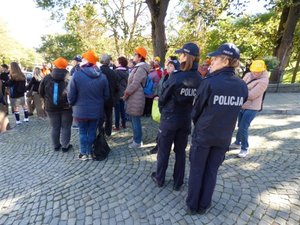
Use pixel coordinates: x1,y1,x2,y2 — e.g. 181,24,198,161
45,77,69,110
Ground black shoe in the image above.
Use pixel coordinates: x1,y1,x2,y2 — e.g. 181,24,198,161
149,146,158,155
54,144,61,151
173,185,182,191
151,172,163,187
62,144,73,152
186,207,197,215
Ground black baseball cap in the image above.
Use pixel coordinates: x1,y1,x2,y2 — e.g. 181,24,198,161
73,55,82,62
208,43,240,59
175,42,200,57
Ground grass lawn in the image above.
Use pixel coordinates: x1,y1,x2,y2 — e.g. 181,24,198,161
281,61,300,83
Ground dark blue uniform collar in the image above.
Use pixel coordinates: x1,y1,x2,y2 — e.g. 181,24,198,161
205,67,235,79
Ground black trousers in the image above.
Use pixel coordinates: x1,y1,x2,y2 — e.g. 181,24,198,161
155,121,190,188
104,101,113,136
186,142,227,211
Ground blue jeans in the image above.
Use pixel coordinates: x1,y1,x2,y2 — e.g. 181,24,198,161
131,116,142,144
234,109,257,151
114,99,126,128
77,120,98,155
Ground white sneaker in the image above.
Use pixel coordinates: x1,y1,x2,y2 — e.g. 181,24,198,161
24,118,29,122
128,141,142,149
238,150,248,158
229,142,240,150
87,154,93,160
16,121,21,125
78,154,88,161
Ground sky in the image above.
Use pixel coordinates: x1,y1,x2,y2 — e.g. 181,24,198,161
0,0,64,48
0,0,267,49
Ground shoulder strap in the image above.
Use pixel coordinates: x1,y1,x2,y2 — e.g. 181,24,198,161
246,78,258,85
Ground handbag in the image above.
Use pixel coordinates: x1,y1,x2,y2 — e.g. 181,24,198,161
151,98,161,123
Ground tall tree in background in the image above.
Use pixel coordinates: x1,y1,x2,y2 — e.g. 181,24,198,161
35,0,169,59
146,0,170,66
269,0,300,83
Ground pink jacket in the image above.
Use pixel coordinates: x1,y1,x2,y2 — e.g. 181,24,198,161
242,71,269,110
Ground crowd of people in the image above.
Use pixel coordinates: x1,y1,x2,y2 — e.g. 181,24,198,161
0,42,269,215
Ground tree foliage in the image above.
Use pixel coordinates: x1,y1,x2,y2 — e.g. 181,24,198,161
37,34,83,62
0,19,42,70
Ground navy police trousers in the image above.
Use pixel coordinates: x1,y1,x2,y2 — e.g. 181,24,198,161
155,121,190,188
186,142,227,211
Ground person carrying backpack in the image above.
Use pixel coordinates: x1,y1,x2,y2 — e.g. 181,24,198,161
229,59,269,158
39,57,73,152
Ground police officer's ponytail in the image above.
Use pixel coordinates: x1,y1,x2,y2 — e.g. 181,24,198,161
224,56,240,69
180,54,200,72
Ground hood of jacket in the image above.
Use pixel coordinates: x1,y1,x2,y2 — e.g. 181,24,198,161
135,62,150,73
51,68,68,81
81,65,101,79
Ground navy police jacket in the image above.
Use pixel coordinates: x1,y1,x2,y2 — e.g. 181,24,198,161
159,62,201,123
192,67,248,147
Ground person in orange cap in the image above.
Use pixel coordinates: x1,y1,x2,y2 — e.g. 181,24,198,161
39,57,73,152
68,50,110,161
123,46,149,149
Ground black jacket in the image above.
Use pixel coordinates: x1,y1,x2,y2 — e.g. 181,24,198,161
27,77,41,92
159,62,201,123
192,67,248,146
101,65,119,106
39,69,71,112
6,79,26,99
114,67,129,99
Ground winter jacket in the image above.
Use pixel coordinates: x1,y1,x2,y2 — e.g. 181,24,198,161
6,79,26,99
39,68,71,112
27,77,41,92
67,65,109,120
124,62,149,116
242,71,269,111
159,62,201,123
192,67,248,147
114,67,129,99
100,65,119,106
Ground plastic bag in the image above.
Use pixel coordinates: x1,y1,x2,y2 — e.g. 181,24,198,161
151,98,160,123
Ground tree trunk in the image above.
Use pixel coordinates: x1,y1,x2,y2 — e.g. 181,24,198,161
146,0,170,66
291,51,300,83
270,1,300,83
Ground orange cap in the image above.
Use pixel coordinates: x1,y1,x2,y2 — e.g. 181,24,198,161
82,50,99,65
53,57,68,69
134,47,147,59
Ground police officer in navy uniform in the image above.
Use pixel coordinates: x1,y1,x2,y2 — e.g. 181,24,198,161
151,42,202,191
186,43,248,215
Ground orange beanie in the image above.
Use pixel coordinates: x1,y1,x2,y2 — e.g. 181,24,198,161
82,50,99,65
134,47,147,59
53,57,68,69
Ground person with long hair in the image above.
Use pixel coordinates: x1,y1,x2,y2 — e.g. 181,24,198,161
27,67,46,118
6,62,28,124
186,43,248,215
151,43,201,191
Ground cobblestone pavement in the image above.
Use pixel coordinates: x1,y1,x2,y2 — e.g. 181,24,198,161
0,112,300,224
